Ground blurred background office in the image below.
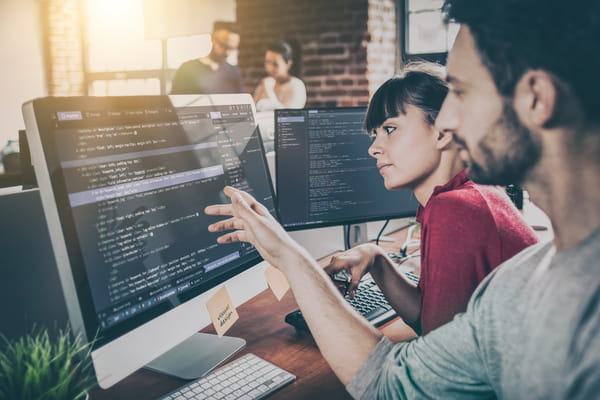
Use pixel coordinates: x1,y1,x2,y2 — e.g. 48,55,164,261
1,0,554,346
0,0,458,176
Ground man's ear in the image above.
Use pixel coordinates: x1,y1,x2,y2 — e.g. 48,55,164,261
513,70,558,129
435,128,454,150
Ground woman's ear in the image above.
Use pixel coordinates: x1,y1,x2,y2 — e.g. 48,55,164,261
435,128,454,150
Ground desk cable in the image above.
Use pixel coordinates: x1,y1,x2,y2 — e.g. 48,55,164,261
399,223,420,258
375,219,390,246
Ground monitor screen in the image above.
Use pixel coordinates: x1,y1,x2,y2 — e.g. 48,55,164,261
275,107,418,230
23,94,275,387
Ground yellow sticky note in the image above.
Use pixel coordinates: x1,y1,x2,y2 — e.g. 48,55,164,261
206,286,239,336
265,265,290,301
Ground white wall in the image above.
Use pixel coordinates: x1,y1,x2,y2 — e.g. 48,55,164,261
0,0,46,148
144,0,236,39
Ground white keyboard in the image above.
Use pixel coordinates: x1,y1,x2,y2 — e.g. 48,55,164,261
157,353,296,400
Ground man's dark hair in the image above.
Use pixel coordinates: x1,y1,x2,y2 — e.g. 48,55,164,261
213,20,239,35
266,39,303,78
444,0,600,125
365,62,448,133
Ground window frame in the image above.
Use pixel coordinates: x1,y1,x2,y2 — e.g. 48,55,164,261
399,0,450,65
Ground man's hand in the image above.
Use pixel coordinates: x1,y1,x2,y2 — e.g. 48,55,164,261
205,187,384,385
205,186,306,271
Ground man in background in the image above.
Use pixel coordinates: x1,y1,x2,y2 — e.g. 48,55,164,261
170,21,242,94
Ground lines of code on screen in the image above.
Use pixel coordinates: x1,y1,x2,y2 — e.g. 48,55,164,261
276,108,417,229
51,102,274,330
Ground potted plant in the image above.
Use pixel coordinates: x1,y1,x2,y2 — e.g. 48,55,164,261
0,327,96,400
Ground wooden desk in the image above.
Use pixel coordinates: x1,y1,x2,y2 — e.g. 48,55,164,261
90,227,414,400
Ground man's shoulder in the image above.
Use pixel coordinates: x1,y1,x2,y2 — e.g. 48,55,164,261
496,240,553,271
178,59,211,72
219,62,241,73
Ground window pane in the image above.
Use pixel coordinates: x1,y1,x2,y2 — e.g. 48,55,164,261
408,0,444,12
86,0,161,72
447,22,460,50
167,34,212,69
89,79,160,96
89,80,107,96
407,10,448,54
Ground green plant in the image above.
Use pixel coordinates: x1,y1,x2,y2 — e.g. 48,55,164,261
0,327,96,400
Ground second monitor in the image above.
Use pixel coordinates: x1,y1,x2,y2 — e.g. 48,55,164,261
275,107,418,233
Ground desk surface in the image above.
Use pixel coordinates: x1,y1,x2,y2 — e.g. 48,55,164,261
90,227,414,400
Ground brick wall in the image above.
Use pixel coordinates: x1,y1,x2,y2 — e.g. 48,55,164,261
237,0,397,107
41,0,85,96
367,0,398,96
40,0,398,101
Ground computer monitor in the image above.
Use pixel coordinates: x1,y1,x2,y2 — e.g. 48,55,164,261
22,94,276,388
275,107,418,235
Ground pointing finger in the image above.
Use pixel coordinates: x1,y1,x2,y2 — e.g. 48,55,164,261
216,230,251,244
204,204,234,216
208,217,244,232
225,187,271,217
231,190,260,221
347,274,361,296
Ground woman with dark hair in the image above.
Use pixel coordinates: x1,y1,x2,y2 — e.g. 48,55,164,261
323,63,538,335
253,39,306,111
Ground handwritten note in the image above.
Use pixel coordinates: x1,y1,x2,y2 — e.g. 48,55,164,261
206,286,239,336
265,265,290,301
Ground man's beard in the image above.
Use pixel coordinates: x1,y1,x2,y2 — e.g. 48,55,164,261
467,102,542,186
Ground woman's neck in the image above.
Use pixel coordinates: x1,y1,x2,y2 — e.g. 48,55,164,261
275,75,292,84
412,152,464,207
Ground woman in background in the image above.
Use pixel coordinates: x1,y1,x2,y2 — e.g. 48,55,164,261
253,39,306,111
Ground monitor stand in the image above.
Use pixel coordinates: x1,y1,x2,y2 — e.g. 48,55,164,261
145,332,246,380
344,223,369,249
344,222,399,250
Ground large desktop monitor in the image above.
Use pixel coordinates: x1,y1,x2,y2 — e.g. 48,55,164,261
22,94,275,388
275,107,418,236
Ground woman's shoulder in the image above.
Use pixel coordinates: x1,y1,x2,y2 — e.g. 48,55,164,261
426,184,494,224
289,76,306,89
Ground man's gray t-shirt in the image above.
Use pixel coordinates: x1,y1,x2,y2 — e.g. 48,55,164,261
348,227,600,399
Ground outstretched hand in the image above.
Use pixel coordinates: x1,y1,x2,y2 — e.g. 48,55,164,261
204,186,304,271
207,188,385,384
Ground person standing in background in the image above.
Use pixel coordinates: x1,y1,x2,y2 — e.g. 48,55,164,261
170,21,242,94
253,39,306,111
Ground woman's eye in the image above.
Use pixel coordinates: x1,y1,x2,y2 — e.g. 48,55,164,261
383,126,396,135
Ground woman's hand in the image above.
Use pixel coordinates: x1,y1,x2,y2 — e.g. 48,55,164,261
323,243,385,298
204,186,307,271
